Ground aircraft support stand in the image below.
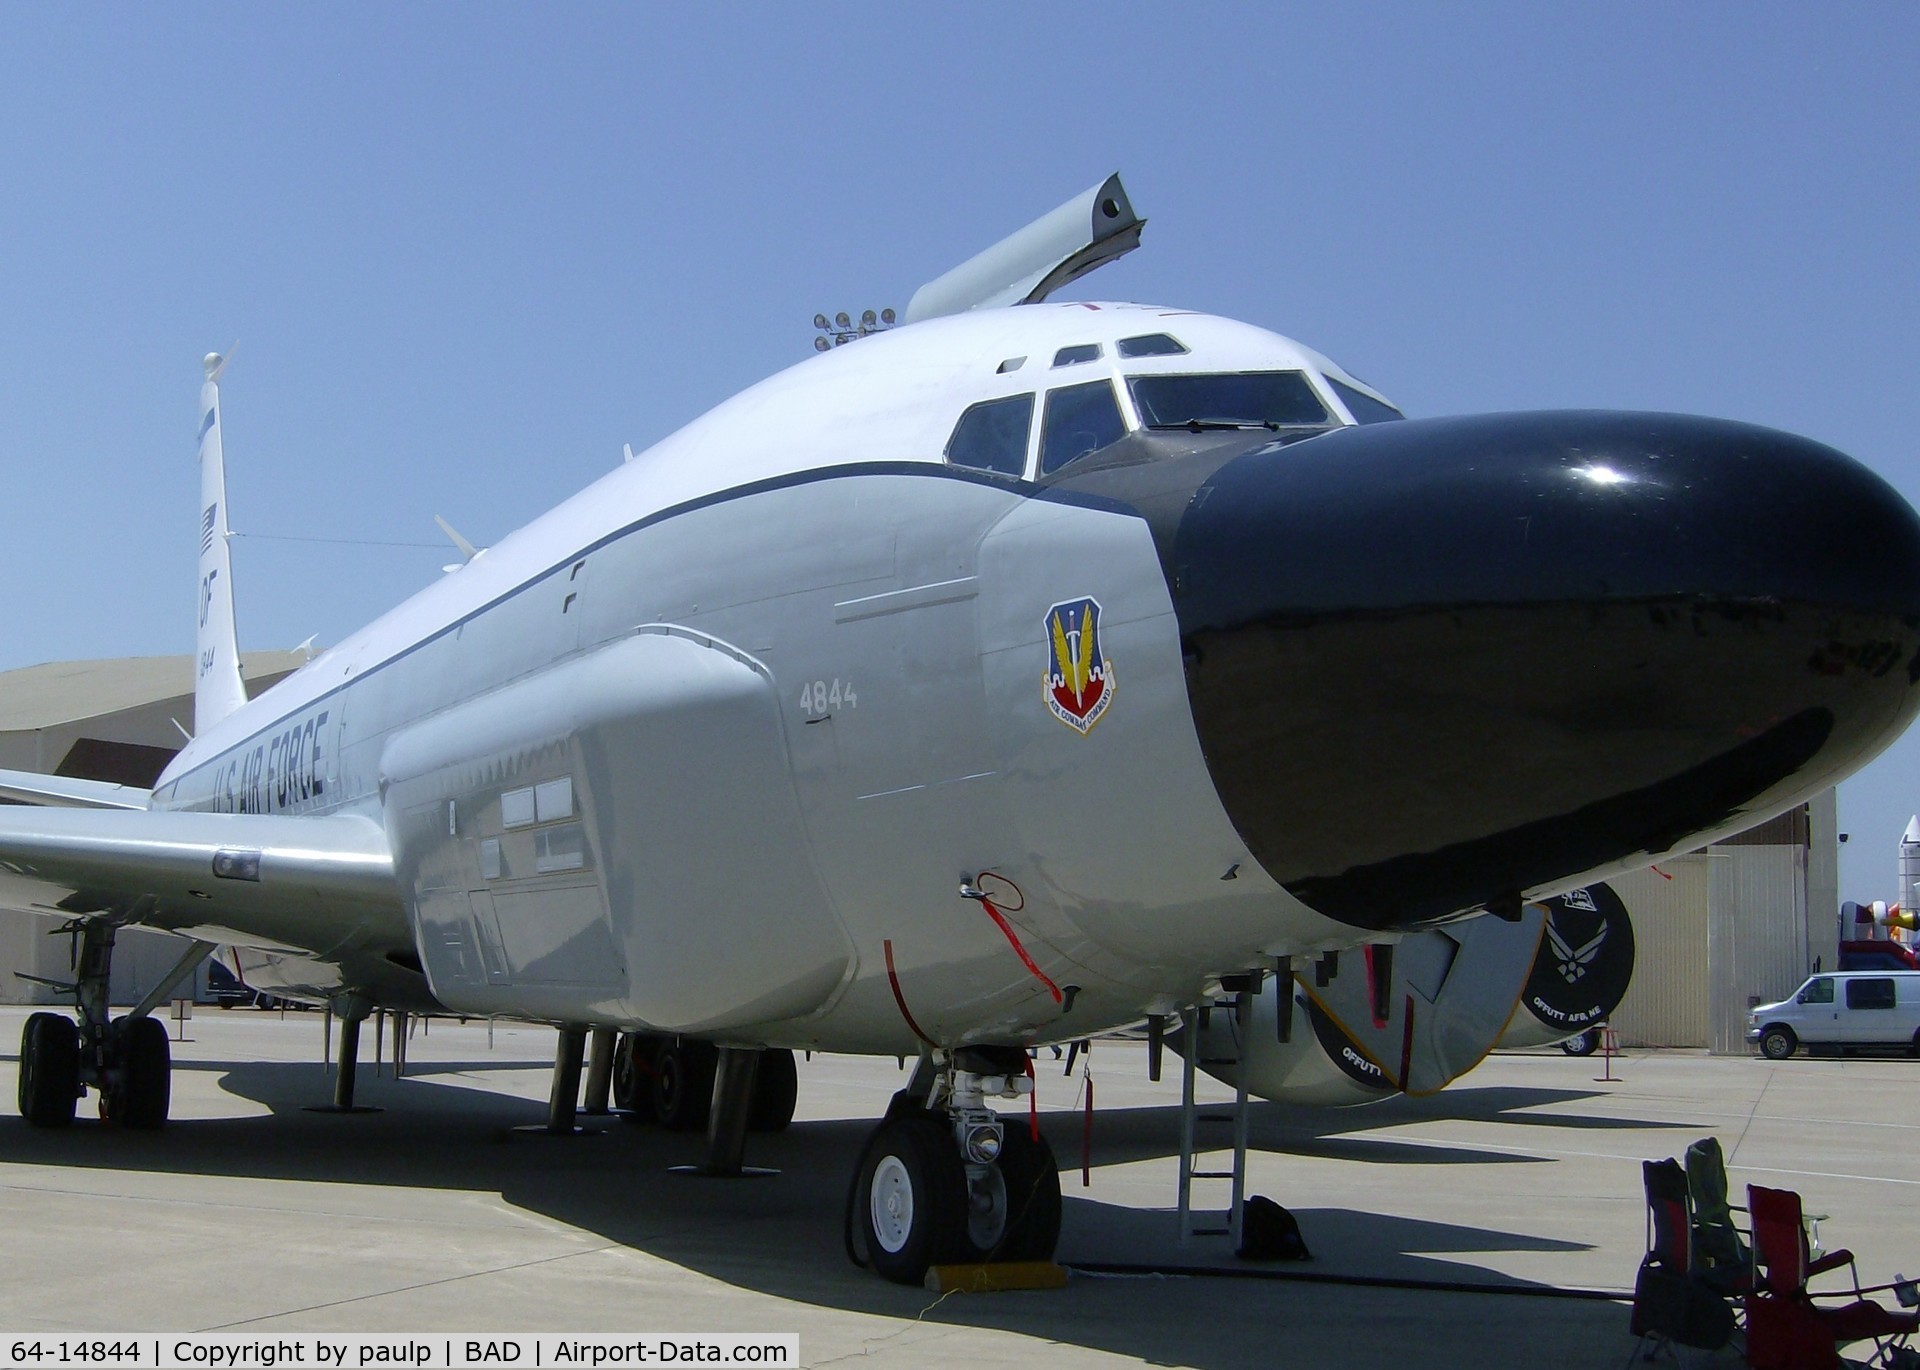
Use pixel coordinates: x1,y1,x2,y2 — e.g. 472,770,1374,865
581,1027,616,1115
308,1000,381,1114
336,1015,362,1108
672,1047,775,1177
546,1026,588,1134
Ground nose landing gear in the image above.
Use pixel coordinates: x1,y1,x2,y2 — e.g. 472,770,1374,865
847,1048,1062,1284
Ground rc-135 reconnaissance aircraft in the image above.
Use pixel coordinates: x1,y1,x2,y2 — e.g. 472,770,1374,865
6,175,1920,1283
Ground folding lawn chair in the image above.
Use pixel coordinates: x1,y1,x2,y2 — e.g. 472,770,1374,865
1685,1136,1751,1301
1745,1184,1919,1370
1628,1158,1736,1365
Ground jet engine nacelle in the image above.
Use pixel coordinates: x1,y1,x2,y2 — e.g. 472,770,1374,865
1175,882,1638,1105
1174,904,1547,1108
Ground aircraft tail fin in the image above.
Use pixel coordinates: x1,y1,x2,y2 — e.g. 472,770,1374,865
194,351,248,733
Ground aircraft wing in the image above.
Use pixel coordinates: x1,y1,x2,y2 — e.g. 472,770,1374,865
0,768,152,810
0,803,405,955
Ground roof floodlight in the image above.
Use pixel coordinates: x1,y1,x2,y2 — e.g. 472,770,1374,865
881,308,896,325
835,312,851,330
861,309,877,328
813,337,832,353
813,313,829,330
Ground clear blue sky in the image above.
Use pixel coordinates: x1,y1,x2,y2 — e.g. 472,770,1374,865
2,7,1916,900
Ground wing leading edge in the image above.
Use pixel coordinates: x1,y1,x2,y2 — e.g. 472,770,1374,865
0,804,405,956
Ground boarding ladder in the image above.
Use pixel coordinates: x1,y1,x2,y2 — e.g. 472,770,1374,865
1175,989,1252,1248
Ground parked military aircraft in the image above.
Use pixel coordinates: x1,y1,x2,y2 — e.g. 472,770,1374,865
6,175,1920,1283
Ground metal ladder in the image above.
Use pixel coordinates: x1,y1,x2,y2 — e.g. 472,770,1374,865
1175,995,1250,1248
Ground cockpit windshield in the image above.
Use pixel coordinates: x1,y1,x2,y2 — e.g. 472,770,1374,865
1128,371,1333,433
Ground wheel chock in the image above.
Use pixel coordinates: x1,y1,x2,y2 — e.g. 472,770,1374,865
923,1261,1069,1293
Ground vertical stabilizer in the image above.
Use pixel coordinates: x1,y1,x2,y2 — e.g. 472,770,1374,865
194,352,248,733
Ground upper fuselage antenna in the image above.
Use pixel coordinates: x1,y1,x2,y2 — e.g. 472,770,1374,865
902,172,1145,325
434,514,487,574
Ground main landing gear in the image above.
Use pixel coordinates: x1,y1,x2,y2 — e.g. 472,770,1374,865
16,923,201,1130
608,1033,799,1134
846,1047,1062,1285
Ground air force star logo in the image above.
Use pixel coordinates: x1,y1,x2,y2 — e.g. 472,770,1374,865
1044,596,1114,734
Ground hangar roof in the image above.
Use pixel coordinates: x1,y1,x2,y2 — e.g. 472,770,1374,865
0,651,310,731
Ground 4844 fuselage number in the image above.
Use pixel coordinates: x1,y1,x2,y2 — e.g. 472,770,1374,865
798,678,856,714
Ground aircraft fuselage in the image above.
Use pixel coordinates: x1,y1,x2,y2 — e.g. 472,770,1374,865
146,302,1920,1055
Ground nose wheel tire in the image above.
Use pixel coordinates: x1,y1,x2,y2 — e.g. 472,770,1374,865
1759,1027,1798,1061
987,1123,1062,1263
848,1111,1063,1283
18,1013,80,1128
852,1115,968,1285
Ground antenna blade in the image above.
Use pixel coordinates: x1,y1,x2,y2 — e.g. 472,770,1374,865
433,514,480,560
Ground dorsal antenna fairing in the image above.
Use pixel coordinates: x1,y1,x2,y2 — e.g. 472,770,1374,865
194,351,249,732
902,173,1146,325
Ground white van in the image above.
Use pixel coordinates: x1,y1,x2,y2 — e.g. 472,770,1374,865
1747,971,1920,1059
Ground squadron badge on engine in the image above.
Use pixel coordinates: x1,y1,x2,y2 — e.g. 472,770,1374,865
1043,596,1115,734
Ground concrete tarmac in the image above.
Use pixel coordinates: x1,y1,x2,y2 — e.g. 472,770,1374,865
2,1007,1916,1368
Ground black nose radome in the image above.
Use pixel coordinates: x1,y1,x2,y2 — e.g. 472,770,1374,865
1168,410,1920,930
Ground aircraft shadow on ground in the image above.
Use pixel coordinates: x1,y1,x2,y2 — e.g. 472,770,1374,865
0,1056,1646,1365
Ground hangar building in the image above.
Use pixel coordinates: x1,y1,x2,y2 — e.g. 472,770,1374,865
0,651,306,1004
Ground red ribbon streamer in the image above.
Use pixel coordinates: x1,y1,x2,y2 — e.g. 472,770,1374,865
979,896,1063,1004
883,938,936,1047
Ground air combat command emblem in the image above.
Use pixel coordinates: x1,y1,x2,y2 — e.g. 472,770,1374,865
1044,596,1115,734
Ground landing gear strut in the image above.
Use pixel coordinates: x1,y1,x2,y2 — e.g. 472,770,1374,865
847,1048,1061,1284
15,922,198,1130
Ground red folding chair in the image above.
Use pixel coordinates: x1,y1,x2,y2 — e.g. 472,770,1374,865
1745,1184,1919,1369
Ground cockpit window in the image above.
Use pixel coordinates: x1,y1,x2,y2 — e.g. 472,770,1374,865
1116,333,1188,359
1053,343,1102,368
1328,376,1406,425
1128,371,1330,431
1040,379,1128,475
946,393,1034,478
